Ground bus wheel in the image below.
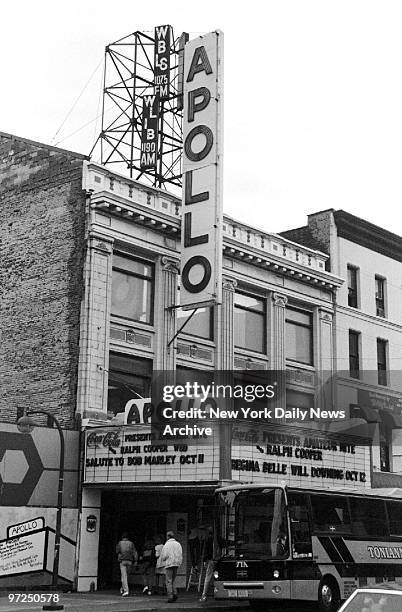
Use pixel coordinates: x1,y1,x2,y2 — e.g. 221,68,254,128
318,578,340,612
249,600,265,611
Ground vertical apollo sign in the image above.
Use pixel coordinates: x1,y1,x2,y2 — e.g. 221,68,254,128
180,32,223,309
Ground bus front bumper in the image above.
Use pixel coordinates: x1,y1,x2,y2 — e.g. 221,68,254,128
214,580,291,600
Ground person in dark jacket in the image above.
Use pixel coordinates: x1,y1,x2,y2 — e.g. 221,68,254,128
199,527,215,602
116,532,138,597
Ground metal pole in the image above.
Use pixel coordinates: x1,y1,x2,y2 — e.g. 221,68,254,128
29,411,65,591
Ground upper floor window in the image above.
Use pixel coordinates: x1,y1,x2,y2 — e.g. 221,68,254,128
286,307,313,366
377,338,388,386
111,254,154,324
234,292,266,353
349,330,360,379
107,352,152,418
347,265,358,308
375,275,386,317
177,307,213,340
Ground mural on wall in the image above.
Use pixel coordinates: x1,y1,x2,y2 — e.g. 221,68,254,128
0,424,80,585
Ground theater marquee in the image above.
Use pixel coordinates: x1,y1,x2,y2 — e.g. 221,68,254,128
84,426,219,484
231,424,371,491
180,31,224,310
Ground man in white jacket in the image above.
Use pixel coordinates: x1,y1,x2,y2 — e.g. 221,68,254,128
160,530,183,602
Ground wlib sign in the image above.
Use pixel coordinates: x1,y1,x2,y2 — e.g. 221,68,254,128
180,31,224,310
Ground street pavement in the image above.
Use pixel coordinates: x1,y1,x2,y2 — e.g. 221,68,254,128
0,591,249,612
0,591,315,612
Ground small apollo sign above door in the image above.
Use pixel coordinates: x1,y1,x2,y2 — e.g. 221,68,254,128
180,31,224,310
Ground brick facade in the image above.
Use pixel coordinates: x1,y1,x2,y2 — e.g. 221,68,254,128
0,133,87,428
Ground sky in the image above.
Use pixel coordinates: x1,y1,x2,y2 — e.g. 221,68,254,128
2,0,402,235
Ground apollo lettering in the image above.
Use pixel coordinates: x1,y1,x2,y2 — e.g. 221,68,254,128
8,518,44,538
181,33,222,304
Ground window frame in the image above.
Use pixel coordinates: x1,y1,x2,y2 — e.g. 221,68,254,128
377,338,388,386
107,352,153,417
111,253,155,325
234,291,266,354
375,275,386,318
177,306,214,341
309,493,353,535
285,306,314,366
349,496,389,538
349,330,360,379
387,501,402,538
347,264,359,308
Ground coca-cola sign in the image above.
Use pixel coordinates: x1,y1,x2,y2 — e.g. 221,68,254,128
86,430,121,449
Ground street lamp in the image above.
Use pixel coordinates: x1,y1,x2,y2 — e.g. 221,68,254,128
17,410,65,610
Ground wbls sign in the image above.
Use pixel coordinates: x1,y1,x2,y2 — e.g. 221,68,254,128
180,31,224,309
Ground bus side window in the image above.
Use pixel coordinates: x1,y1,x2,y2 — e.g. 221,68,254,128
350,498,388,538
288,493,312,557
311,494,352,534
387,501,402,537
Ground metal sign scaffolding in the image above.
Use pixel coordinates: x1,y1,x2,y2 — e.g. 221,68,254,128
90,27,187,190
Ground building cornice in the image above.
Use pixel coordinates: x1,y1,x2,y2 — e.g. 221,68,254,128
334,210,402,262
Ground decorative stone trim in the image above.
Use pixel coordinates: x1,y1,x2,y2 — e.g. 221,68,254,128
272,292,288,308
161,255,180,274
222,277,237,292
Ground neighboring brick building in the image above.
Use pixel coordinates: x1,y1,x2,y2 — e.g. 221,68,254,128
0,132,87,427
0,133,84,588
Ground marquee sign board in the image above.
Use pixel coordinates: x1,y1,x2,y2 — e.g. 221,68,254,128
231,424,371,491
84,426,219,484
180,31,224,310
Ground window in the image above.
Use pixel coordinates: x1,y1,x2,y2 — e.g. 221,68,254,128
311,494,351,534
177,307,213,340
349,330,360,379
286,307,313,365
347,265,358,308
350,498,388,537
234,292,265,353
387,501,402,536
287,492,312,557
377,338,387,386
111,254,154,324
375,276,386,317
286,390,314,411
107,353,152,418
380,421,391,472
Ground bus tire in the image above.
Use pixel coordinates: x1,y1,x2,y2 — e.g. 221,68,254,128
318,577,340,612
249,600,265,611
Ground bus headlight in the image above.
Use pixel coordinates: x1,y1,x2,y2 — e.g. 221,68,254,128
213,570,219,579
273,570,280,579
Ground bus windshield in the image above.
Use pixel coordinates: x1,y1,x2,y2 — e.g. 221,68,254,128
217,487,288,559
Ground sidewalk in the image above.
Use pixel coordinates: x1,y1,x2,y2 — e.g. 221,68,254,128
0,591,249,612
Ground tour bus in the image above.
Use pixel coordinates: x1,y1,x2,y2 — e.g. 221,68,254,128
213,483,402,611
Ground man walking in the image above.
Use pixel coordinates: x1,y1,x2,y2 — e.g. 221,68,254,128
160,530,183,603
199,527,215,602
116,532,137,597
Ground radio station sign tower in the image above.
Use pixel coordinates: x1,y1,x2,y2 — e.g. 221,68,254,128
91,25,187,190
91,27,224,309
